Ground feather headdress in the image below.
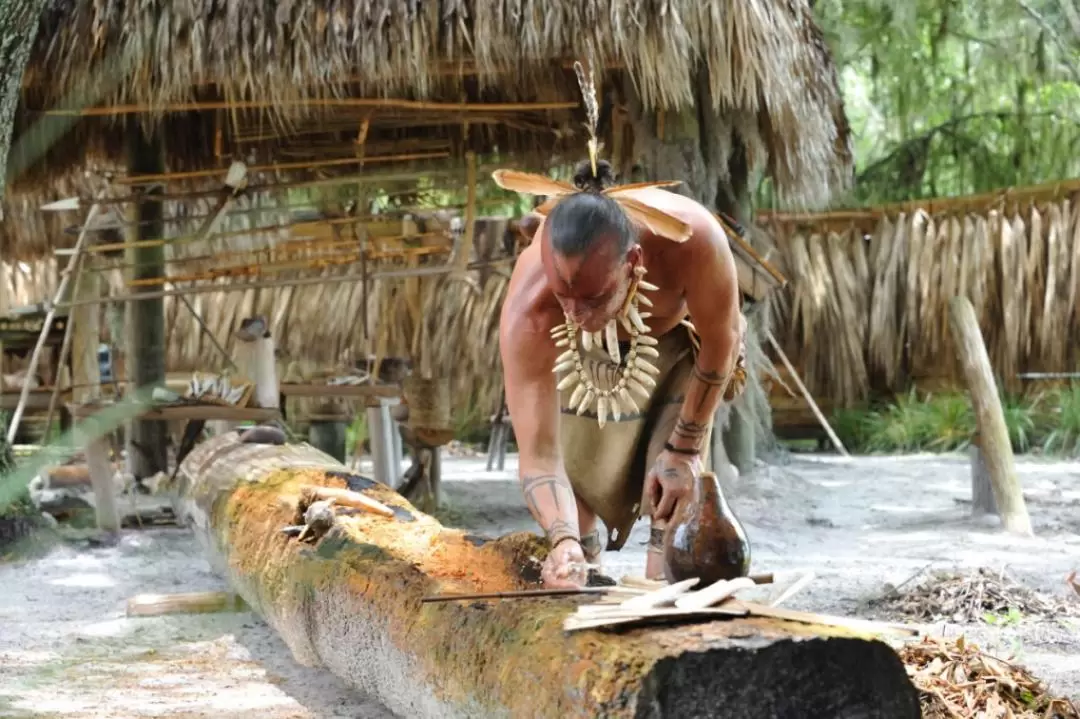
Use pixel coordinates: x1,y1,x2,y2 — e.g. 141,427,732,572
490,61,693,243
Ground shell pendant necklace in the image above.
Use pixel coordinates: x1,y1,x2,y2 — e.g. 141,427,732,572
550,265,662,429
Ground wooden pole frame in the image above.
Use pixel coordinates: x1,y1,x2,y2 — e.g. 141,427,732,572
6,190,107,444
55,257,513,310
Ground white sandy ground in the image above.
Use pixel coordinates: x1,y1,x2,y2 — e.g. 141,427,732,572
1,450,1078,718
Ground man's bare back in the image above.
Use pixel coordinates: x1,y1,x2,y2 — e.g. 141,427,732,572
504,188,732,358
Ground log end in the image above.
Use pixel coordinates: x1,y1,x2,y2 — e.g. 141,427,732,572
634,632,920,719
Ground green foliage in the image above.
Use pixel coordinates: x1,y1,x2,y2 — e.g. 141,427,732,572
765,0,1080,207
1040,382,1080,456
829,383,1080,456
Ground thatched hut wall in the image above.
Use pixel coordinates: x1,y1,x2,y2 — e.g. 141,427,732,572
762,185,1080,408
3,211,517,424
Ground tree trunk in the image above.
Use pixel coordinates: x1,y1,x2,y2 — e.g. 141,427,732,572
125,122,168,478
623,72,769,472
0,0,48,205
947,297,1031,535
173,432,919,719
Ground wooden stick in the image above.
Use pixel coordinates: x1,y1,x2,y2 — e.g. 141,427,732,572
43,98,580,120
45,163,504,210
947,296,1033,536
42,251,86,442
453,151,479,275
768,570,817,608
126,591,247,617
420,587,640,603
620,578,700,610
619,573,776,590
76,216,447,259
734,601,920,638
6,192,105,444
757,176,1080,226
674,577,757,611
765,331,850,457
300,484,396,518
110,150,450,186
56,257,514,309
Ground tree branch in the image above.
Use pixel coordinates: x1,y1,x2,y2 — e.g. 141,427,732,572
856,110,1063,184
1017,0,1080,84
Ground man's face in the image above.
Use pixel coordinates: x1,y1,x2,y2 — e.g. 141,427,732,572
541,231,637,333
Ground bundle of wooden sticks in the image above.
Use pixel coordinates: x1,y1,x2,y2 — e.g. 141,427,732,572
423,571,919,637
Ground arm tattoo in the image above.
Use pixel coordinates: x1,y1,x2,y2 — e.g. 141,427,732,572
544,518,579,546
673,418,710,449
648,527,665,551
521,473,563,515
690,364,730,414
692,365,728,386
521,473,578,545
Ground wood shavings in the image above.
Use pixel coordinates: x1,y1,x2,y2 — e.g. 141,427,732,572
899,636,1079,719
868,568,1080,624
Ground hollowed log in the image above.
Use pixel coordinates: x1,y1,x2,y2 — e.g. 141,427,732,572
175,432,920,719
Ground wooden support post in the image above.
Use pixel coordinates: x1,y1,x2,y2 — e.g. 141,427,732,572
125,125,167,479
71,259,102,404
453,152,479,275
947,296,1032,536
390,419,403,471
366,400,396,485
85,431,120,535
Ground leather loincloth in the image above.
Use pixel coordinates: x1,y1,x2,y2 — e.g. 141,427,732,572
558,324,714,551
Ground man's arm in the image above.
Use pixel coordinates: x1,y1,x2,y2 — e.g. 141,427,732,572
667,217,742,455
498,276,580,551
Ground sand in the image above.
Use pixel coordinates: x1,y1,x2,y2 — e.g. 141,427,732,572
1,449,1077,717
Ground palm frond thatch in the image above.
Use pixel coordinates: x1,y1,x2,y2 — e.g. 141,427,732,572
3,0,851,249
764,186,1080,406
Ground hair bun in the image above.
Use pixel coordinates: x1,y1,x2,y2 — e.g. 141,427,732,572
572,158,615,192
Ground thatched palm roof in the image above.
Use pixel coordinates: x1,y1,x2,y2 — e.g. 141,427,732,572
3,1,852,247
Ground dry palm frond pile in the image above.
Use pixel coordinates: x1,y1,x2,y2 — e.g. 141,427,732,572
899,636,1079,719
870,568,1079,624
766,190,1080,406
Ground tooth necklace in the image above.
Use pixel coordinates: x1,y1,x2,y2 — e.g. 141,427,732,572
550,265,663,429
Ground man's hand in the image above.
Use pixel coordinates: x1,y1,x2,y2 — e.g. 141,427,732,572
542,538,588,588
645,449,705,521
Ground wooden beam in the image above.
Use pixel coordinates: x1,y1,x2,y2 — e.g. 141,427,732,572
55,257,513,309
41,98,580,119
113,150,450,186
946,296,1032,536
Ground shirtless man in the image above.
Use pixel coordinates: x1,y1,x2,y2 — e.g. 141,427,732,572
498,160,747,588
